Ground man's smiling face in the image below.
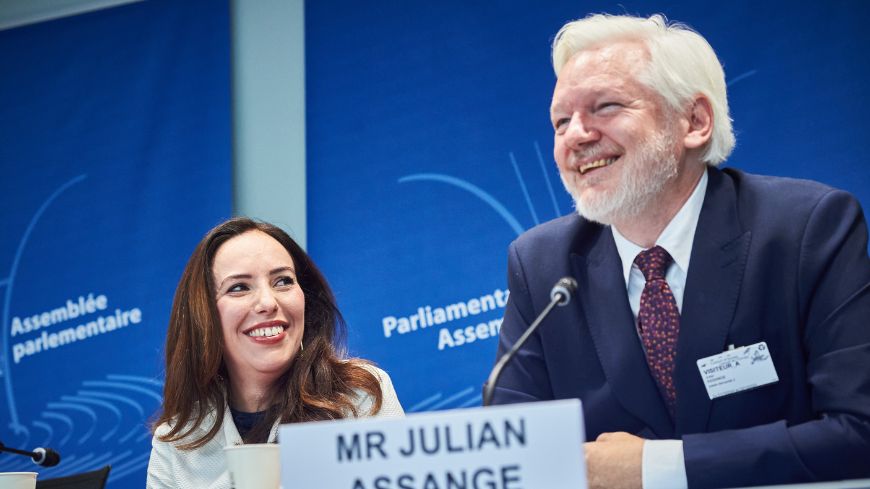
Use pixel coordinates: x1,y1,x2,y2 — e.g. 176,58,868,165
550,40,684,225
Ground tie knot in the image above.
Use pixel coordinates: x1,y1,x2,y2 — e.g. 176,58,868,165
634,245,673,281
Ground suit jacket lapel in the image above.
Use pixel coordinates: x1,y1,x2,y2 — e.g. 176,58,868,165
675,167,751,434
574,229,674,437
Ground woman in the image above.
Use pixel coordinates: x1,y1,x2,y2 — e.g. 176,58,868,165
147,218,403,488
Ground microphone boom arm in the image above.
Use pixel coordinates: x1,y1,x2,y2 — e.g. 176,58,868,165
482,277,576,406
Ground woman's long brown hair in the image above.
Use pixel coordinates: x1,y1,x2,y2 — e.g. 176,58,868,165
153,218,383,449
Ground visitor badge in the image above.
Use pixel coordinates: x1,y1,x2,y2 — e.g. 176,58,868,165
696,341,778,400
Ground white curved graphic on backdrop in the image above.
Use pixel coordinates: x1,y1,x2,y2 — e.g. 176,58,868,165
398,141,567,238
728,69,758,87
0,178,162,482
0,374,161,481
1,174,87,435
398,173,526,236
407,386,480,413
532,141,563,219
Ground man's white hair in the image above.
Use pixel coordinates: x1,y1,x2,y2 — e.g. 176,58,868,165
552,14,735,166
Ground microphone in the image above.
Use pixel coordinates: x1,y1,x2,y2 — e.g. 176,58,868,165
0,441,61,467
550,277,577,306
32,447,61,467
482,277,578,407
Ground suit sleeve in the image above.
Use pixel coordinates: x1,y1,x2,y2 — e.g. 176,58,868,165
683,189,870,488
490,239,556,404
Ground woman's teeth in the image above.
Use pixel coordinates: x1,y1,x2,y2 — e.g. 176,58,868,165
247,326,283,337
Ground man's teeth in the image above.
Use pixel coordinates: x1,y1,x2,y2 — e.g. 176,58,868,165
247,326,283,338
579,157,617,174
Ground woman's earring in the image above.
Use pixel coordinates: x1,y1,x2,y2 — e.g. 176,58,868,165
300,341,304,352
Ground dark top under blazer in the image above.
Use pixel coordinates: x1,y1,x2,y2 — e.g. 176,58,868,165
492,167,870,488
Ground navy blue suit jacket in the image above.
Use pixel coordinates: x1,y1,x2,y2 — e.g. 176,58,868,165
492,167,870,488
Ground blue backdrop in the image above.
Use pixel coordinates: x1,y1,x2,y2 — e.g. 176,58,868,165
0,1,231,487
306,1,870,412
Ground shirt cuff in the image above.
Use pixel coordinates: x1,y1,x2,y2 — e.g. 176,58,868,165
642,439,688,489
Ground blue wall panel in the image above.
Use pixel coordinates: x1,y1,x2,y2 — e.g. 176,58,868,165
0,1,232,486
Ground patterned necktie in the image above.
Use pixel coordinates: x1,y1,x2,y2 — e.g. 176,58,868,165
634,245,679,418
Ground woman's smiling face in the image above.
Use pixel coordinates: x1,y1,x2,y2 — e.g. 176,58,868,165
212,230,305,393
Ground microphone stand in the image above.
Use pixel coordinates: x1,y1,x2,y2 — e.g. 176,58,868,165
482,277,577,407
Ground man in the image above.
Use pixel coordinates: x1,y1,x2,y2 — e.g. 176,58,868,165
491,13,870,489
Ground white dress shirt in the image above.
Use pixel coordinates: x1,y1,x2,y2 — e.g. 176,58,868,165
610,169,708,489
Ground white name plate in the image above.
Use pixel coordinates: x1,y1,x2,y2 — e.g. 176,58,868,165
279,399,587,489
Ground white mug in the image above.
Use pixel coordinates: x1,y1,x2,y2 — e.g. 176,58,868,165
0,472,37,489
224,444,280,489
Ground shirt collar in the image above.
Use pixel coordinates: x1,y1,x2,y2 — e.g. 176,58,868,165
611,169,708,284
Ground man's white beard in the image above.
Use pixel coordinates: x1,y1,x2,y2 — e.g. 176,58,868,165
561,131,679,226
